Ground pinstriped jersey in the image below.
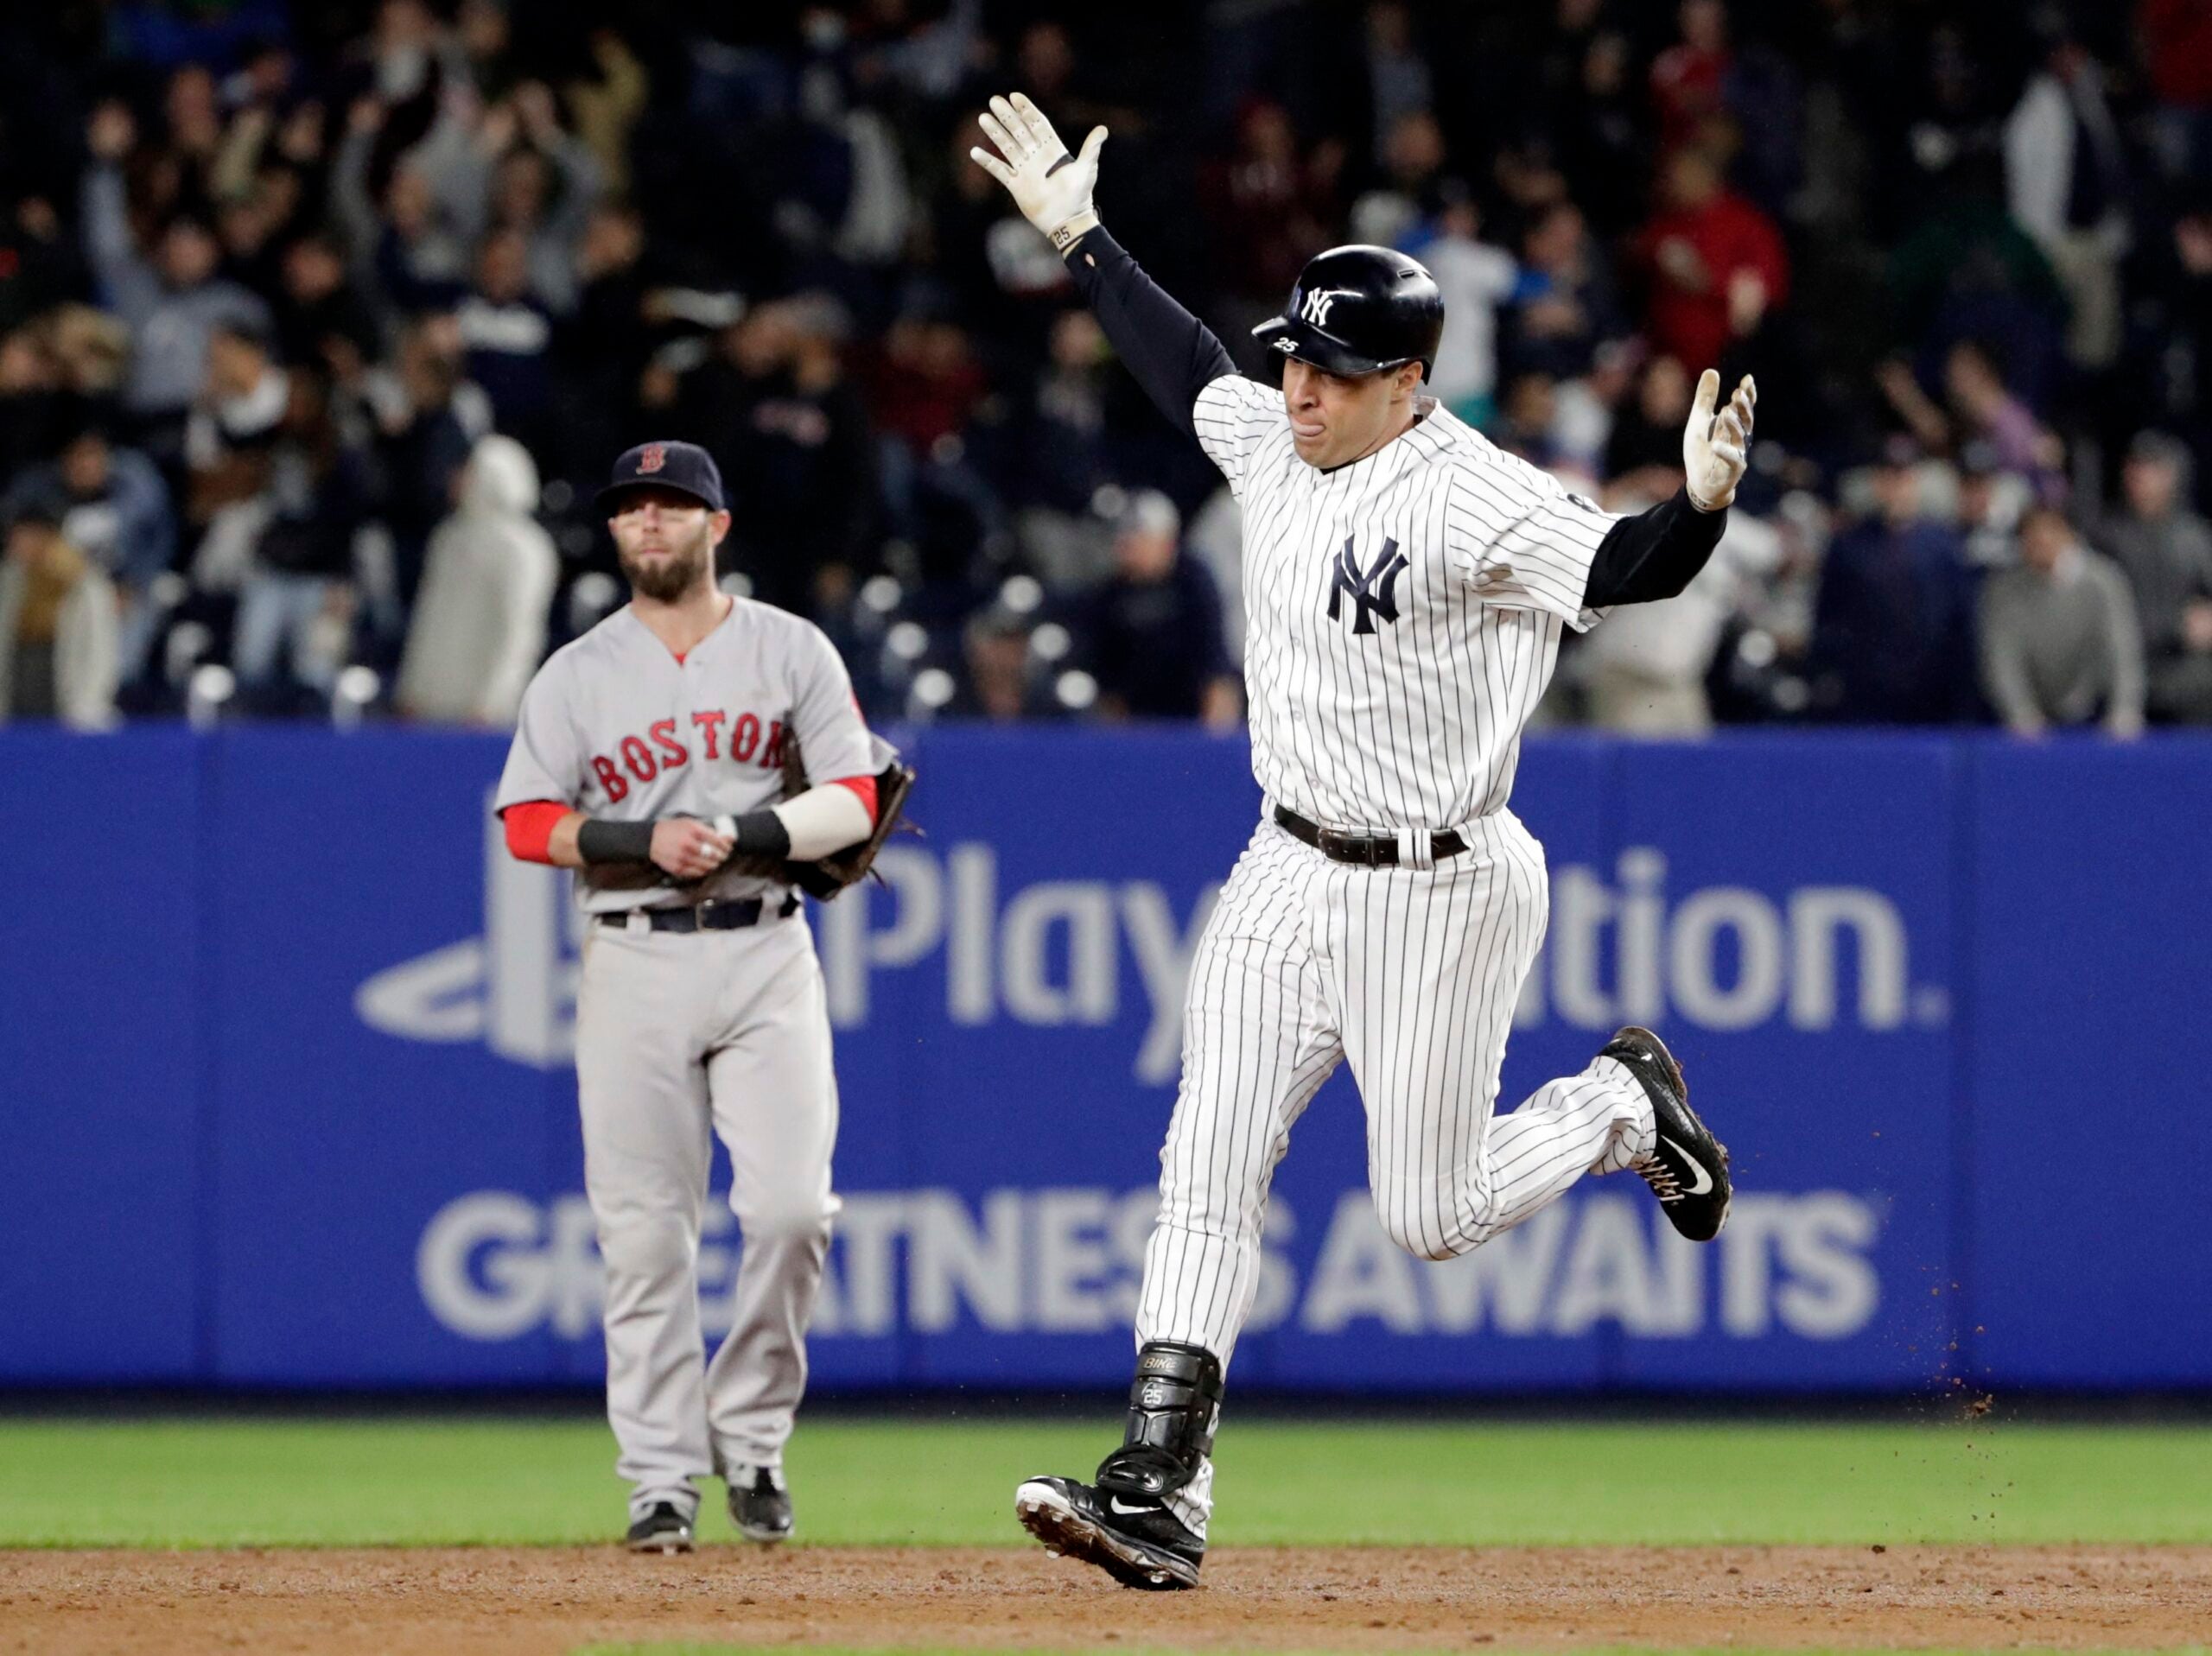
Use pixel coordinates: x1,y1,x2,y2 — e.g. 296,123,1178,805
1192,373,1618,831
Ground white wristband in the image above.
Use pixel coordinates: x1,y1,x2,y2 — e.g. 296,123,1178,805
1050,210,1100,253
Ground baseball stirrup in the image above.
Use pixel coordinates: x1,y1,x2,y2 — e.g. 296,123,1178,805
1094,1341,1223,1500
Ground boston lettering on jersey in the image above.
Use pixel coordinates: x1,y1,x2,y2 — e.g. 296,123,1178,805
496,596,876,913
588,710,788,803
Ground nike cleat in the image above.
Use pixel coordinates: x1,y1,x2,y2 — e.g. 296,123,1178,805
1014,1475,1203,1589
728,1466,793,1544
1604,1025,1732,1240
625,1501,695,1554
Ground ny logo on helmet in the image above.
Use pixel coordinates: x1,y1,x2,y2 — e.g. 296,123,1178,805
1327,536,1409,635
1300,288,1356,328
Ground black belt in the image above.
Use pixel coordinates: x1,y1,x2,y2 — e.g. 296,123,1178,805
599,894,801,933
1274,805,1467,868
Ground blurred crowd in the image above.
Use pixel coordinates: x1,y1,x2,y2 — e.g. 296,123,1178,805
2,0,2209,739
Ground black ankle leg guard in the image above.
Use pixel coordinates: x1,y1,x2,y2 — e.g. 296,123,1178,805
1094,1341,1224,1501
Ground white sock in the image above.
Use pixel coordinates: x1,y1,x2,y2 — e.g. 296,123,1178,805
1161,1456,1213,1539
1591,1054,1657,1171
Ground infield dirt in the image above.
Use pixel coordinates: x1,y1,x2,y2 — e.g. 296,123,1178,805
5,1544,2210,1653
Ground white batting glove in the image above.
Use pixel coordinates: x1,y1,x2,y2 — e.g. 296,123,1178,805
969,92,1107,253
1683,370,1757,511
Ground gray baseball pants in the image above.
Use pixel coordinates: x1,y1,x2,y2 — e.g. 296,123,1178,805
574,906,840,1522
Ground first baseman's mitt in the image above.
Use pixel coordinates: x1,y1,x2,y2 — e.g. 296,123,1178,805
782,732,917,900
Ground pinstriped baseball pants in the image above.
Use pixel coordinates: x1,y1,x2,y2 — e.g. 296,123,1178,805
1135,812,1655,1371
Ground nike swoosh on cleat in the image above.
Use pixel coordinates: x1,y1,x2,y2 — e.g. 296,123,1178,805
1663,1136,1714,1196
1107,1497,1155,1515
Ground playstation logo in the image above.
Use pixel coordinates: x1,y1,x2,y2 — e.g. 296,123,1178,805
354,792,581,1069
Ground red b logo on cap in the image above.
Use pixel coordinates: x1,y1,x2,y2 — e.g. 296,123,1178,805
638,444,666,473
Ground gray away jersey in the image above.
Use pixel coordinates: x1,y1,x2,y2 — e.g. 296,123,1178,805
496,599,875,911
1193,373,1618,831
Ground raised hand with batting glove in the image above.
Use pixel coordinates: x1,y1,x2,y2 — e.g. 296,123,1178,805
1684,370,1757,511
969,93,1107,251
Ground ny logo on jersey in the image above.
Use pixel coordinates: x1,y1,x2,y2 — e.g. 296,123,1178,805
1300,287,1355,327
1327,536,1409,635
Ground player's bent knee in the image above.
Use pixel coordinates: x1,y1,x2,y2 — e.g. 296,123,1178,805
595,1213,695,1282
733,1200,836,1251
1389,1227,1474,1263
1374,1198,1500,1261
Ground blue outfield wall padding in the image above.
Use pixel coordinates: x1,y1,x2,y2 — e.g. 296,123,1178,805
1596,736,1961,1391
0,726,206,1380
203,726,581,1384
1965,735,2212,1387
0,725,2207,1393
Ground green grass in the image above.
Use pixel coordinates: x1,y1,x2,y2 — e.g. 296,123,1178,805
1,1417,2208,1549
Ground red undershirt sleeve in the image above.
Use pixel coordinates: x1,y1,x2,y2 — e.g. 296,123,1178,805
501,798,572,864
831,775,878,824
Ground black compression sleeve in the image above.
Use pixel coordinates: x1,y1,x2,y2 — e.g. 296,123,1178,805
1581,488,1731,608
576,817,655,864
730,809,791,860
1063,227,1237,438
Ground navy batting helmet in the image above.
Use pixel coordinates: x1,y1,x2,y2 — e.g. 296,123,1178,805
1251,244,1445,378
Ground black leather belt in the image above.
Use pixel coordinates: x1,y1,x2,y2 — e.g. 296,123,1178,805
599,895,801,933
1274,805,1467,867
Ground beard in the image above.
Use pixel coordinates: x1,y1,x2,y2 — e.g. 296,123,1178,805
618,523,715,603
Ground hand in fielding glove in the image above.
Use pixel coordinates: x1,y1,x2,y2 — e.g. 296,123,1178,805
968,92,1107,252
1684,370,1757,511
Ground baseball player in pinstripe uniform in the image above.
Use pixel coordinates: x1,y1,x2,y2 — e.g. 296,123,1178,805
972,96,1754,1589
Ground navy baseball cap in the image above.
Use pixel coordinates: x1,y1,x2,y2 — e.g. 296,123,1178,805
595,440,726,514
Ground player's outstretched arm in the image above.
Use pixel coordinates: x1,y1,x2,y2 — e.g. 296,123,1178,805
1581,371,1756,608
970,92,1236,441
